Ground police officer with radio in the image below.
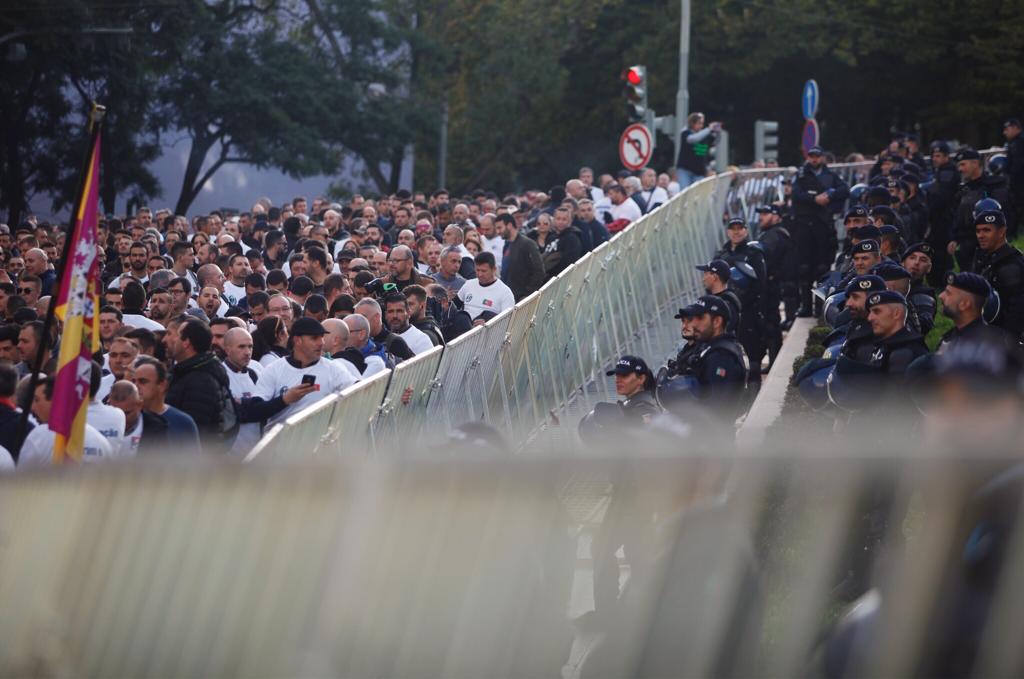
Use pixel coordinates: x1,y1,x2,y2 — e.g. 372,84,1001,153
970,208,1024,340
684,295,749,420
715,217,767,381
792,145,850,316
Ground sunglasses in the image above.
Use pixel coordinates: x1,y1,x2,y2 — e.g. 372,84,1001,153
17,287,33,294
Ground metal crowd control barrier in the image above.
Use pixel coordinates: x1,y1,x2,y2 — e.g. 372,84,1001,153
250,163,879,458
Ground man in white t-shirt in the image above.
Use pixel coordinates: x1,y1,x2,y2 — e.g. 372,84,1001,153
457,252,515,325
19,376,113,466
478,214,505,268
253,317,357,427
638,168,670,213
86,361,125,451
222,253,251,306
607,183,643,224
383,294,434,356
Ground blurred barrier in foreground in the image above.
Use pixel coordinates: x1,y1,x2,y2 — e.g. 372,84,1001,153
251,164,878,458
2,443,1023,677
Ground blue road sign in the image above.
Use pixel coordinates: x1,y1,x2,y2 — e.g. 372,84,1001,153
802,80,819,121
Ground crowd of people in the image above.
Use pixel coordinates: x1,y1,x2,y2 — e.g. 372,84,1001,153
588,117,1024,437
0,161,693,465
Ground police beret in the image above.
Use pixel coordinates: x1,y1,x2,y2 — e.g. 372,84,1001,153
871,261,911,281
902,173,921,185
856,225,882,241
884,176,900,189
870,206,898,223
883,153,902,163
866,186,892,201
689,295,732,323
903,161,922,175
946,271,991,299
865,289,907,309
877,224,901,237
605,354,651,377
901,242,935,260
696,259,731,281
845,274,887,296
852,239,880,254
844,206,869,221
956,146,981,162
975,209,1006,227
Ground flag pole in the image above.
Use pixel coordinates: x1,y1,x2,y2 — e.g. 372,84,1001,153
13,103,106,462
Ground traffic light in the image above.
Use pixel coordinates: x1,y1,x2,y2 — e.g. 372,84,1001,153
622,65,647,122
754,120,779,162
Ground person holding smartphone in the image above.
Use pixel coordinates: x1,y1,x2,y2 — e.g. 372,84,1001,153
253,317,358,427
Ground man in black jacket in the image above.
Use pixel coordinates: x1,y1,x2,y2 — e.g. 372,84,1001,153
791,145,850,315
924,141,960,287
1004,118,1024,224
951,147,1015,268
497,213,546,300
544,207,584,278
970,208,1024,341
0,360,30,458
165,317,237,447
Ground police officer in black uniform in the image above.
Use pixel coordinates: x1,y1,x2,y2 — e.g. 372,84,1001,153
792,145,850,316
901,242,937,336
871,260,925,335
951,147,1016,268
1003,118,1024,224
937,272,994,352
924,141,960,286
835,274,888,362
897,173,929,243
753,204,794,365
696,259,742,333
604,355,661,423
715,217,767,381
684,295,748,420
834,207,872,276
666,306,703,377
969,208,1024,341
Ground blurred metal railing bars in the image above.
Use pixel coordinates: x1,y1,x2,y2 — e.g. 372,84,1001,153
249,164,877,458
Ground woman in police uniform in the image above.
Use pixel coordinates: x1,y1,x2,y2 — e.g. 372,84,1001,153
607,355,661,424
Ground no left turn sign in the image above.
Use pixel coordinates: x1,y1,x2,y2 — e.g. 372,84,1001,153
619,123,653,171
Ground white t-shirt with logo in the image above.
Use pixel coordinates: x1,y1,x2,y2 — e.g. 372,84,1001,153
398,324,434,356
224,361,263,454
87,401,126,452
482,235,505,268
457,277,515,321
223,281,247,307
19,423,115,467
253,356,358,427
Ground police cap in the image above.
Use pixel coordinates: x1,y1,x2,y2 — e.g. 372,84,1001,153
845,274,887,296
755,204,783,216
930,140,951,154
945,271,991,299
726,217,748,229
871,261,911,281
1004,118,1021,130
856,225,882,241
696,259,731,281
865,290,907,309
606,354,651,377
956,146,981,162
866,186,892,202
901,242,935,261
851,239,880,255
689,295,733,324
975,209,1007,228
806,145,824,156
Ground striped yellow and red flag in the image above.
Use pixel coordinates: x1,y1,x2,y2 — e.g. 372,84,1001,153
50,128,103,462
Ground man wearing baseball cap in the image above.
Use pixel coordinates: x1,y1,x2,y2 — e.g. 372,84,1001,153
252,316,358,427
755,204,796,360
970,208,1024,339
792,144,850,316
696,260,741,333
715,217,767,381
685,295,748,419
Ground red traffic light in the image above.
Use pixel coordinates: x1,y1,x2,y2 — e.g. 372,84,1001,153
623,67,643,85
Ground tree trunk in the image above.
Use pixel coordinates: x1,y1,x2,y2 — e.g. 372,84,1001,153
174,133,216,216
